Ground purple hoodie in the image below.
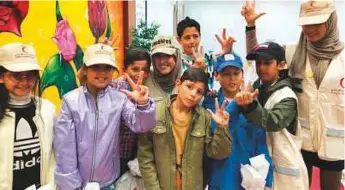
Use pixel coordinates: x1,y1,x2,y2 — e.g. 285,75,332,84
54,85,156,189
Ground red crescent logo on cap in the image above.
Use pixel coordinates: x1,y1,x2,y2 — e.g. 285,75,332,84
22,46,28,53
310,1,315,7
340,77,345,88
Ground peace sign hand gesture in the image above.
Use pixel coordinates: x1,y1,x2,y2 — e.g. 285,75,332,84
120,71,149,105
234,80,259,108
215,28,236,55
207,98,230,128
100,32,119,50
241,0,266,27
185,46,207,70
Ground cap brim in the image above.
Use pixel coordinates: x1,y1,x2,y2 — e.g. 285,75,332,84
216,62,242,73
151,47,176,56
246,52,274,61
85,58,117,69
2,62,41,72
298,14,330,25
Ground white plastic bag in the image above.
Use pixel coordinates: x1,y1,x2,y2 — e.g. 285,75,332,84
114,171,145,190
249,154,270,181
128,158,142,177
240,154,270,190
84,182,100,190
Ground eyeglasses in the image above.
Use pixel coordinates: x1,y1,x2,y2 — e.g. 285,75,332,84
8,71,39,82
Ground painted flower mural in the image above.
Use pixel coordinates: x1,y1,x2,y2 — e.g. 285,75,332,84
40,0,113,98
53,19,77,61
88,0,106,42
40,0,83,98
0,1,28,36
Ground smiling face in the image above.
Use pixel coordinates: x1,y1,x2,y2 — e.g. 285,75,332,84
152,53,177,75
125,60,150,84
215,66,243,95
0,70,38,97
302,23,327,42
85,64,115,90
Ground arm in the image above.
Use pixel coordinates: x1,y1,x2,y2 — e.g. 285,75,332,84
53,99,82,190
242,98,297,132
122,98,156,133
246,26,259,54
205,114,232,160
138,132,162,190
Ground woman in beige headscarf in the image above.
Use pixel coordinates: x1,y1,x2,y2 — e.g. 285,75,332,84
241,0,344,189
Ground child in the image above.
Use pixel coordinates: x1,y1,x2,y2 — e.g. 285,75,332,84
203,53,273,190
235,42,308,190
111,48,152,175
0,43,56,189
54,43,156,189
138,67,232,190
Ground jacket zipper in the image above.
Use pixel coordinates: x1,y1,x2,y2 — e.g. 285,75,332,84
90,98,99,181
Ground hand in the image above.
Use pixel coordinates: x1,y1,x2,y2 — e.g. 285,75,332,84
184,46,207,70
100,32,119,50
241,0,266,27
207,98,230,128
215,28,236,55
120,71,149,105
235,80,259,108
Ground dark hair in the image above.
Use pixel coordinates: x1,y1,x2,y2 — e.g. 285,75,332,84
180,67,209,92
177,17,201,38
0,66,42,121
124,48,151,70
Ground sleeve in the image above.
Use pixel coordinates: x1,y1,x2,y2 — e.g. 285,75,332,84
245,26,259,54
122,97,156,133
53,99,82,190
138,132,162,190
243,98,298,133
205,114,232,160
254,128,274,188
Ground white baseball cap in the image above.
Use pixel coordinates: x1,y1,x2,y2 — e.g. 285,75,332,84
298,0,335,26
151,35,178,56
83,43,117,69
0,43,41,72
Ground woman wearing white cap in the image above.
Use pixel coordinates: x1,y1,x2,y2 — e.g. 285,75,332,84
0,43,56,189
241,0,344,189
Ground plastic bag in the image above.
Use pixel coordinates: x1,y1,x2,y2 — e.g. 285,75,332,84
115,158,145,190
241,154,270,190
114,171,145,190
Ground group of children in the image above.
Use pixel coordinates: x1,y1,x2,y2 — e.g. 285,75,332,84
0,0,343,190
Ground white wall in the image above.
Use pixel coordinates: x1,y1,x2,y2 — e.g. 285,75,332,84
146,0,175,35
183,0,345,59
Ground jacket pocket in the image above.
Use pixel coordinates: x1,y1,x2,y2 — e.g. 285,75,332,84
190,129,206,151
321,126,344,160
151,123,168,149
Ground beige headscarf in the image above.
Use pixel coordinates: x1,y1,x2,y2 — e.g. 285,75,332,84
290,12,344,88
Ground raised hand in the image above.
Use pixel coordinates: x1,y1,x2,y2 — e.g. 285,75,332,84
207,98,230,128
120,71,149,105
184,46,207,70
235,80,259,107
215,28,236,55
101,32,119,50
241,0,266,27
